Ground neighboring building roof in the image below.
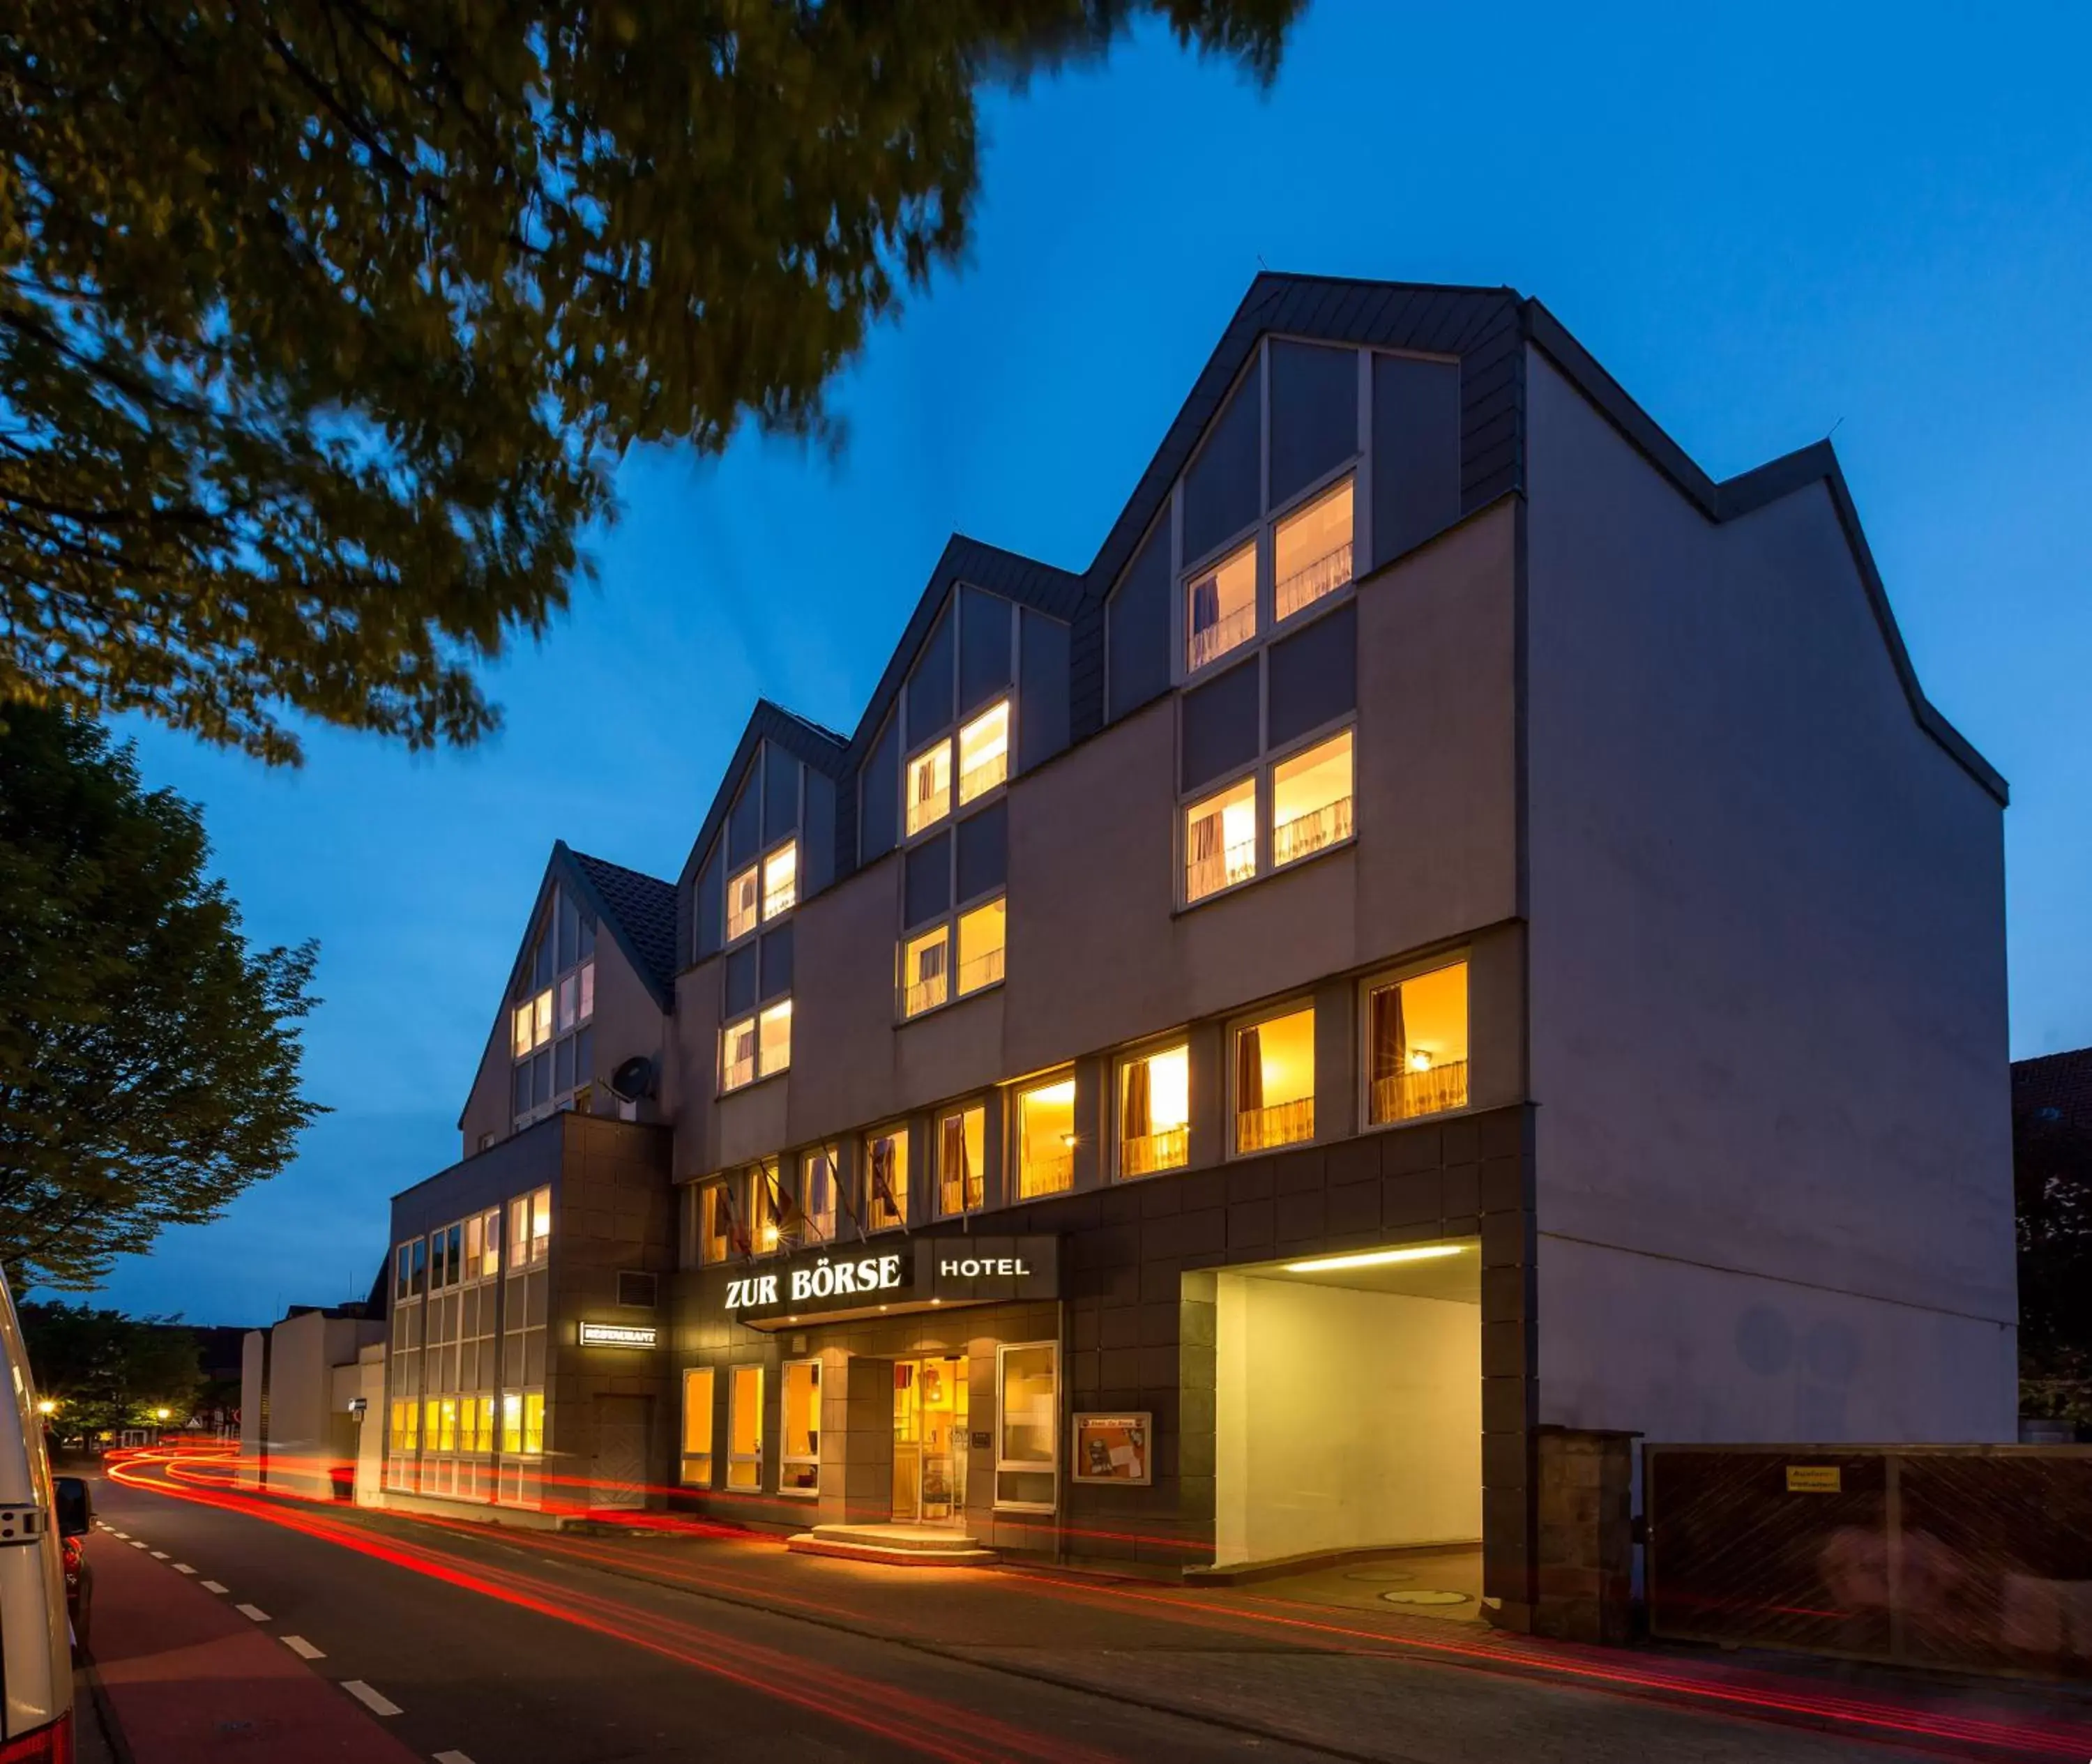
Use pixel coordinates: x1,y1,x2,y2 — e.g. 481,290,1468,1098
2014,1047,2092,1134
565,844,679,1005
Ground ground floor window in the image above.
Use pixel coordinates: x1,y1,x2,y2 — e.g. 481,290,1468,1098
995,1341,1058,1510
1234,1003,1315,1153
680,1367,714,1487
780,1360,821,1494
1014,1076,1075,1197
1365,958,1470,1125
1119,1042,1190,1178
727,1364,764,1491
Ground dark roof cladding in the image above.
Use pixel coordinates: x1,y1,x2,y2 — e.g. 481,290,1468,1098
2014,1047,2092,1133
566,845,679,1005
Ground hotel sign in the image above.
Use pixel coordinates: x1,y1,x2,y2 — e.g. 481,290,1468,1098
723,1235,1058,1327
578,1321,659,1349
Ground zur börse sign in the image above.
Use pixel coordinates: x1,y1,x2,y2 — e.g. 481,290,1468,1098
722,1235,1057,1325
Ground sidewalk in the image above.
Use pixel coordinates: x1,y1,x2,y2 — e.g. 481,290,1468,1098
84,1528,420,1764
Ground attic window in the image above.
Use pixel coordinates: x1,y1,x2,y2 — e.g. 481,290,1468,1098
727,862,760,941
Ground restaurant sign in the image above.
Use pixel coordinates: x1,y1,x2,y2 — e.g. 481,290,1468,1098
724,1235,1057,1327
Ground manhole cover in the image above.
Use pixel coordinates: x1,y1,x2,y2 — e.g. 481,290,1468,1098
1343,1568,1416,1583
1379,1589,1470,1606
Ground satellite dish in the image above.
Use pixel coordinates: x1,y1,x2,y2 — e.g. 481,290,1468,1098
609,1056,655,1103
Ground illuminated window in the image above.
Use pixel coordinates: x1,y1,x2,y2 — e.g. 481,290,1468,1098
995,1342,1057,1510
696,1180,733,1263
579,960,594,1022
522,1391,545,1456
748,1159,784,1255
1185,539,1256,672
780,1360,821,1493
1275,476,1354,621
720,1015,757,1091
956,897,1006,996
1119,1044,1190,1178
798,1146,840,1245
957,701,1010,805
758,998,791,1077
762,840,797,921
529,1185,552,1261
900,926,948,1019
1234,1005,1314,1153
906,741,952,835
471,1207,501,1280
1272,729,1354,867
681,1367,715,1487
1015,1076,1076,1198
727,863,759,941
866,1127,910,1231
509,884,596,1131
1366,959,1470,1125
1185,776,1257,904
727,1364,763,1491
511,1003,533,1059
499,1391,522,1455
531,989,553,1047
939,1104,987,1216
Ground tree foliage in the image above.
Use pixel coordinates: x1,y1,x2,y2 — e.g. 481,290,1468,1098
0,1,1300,763
2017,1100,2092,1423
18,1301,205,1444
0,704,321,1288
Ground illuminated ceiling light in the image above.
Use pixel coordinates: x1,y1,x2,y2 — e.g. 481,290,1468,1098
1282,1245,1465,1275
1409,1049,1434,1072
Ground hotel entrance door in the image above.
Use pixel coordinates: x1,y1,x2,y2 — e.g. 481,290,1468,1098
892,1357,968,1525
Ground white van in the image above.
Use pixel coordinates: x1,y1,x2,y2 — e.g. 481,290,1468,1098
0,1263,90,1761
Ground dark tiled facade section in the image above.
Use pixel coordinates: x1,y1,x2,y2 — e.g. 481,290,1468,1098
546,1116,676,1477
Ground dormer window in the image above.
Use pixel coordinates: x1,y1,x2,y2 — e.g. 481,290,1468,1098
957,701,1010,805
906,740,952,835
509,884,596,1131
727,862,759,941
761,840,797,921
1185,540,1256,673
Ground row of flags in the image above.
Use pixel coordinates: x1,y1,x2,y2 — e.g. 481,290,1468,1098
713,1145,904,1263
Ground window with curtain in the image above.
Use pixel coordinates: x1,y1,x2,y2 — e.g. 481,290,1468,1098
939,1105,986,1215
1184,776,1257,904
866,1127,909,1230
1235,1006,1314,1153
1015,1077,1076,1197
1185,540,1256,672
1119,1044,1190,1177
1366,959,1470,1125
799,1146,840,1243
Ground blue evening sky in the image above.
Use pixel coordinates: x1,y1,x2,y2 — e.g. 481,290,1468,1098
81,1,2092,1323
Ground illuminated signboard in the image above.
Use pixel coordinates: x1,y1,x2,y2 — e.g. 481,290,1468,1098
577,1321,659,1349
723,1236,1058,1326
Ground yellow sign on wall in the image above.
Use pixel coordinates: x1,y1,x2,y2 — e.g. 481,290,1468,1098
1785,1464,1842,1493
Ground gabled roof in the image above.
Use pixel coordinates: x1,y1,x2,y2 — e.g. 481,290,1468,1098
564,844,679,1006
675,698,852,894
2014,1047,2092,1134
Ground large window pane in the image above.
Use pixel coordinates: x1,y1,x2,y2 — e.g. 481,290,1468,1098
698,1181,731,1263
1120,1044,1189,1178
720,1016,757,1090
727,864,759,941
511,1003,533,1060
996,1342,1057,1511
757,998,791,1077
800,1147,839,1243
957,701,1010,805
867,1127,910,1231
1185,540,1256,673
900,926,948,1019
762,840,798,920
1185,777,1257,903
680,1367,714,1487
1274,476,1354,621
1016,1077,1075,1198
906,741,952,835
727,1364,763,1491
956,897,1006,996
1271,729,1355,867
780,1360,821,1493
939,1106,986,1216
1367,959,1471,1124
1235,1006,1315,1153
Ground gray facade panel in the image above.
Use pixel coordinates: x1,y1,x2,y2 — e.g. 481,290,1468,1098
693,851,723,961
722,943,758,1019
955,800,1008,903
904,831,953,929
726,771,761,868
1181,372,1260,566
959,586,1013,716
763,747,800,841
1374,355,1464,569
861,715,900,865
804,773,836,897
907,608,956,739
1107,523,1172,724
1269,340,1358,510
759,924,794,1002
1179,657,1261,793
1267,600,1358,750
1018,609,1071,770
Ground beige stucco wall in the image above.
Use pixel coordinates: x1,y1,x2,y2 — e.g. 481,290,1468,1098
673,501,1523,1185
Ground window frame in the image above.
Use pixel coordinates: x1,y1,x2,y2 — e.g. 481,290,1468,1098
1115,1037,1192,1181
897,889,1007,1024
1181,770,1261,908
1227,998,1318,1159
757,997,792,1078
508,884,598,1132
761,837,798,923
778,1358,822,1496
1271,468,1358,628
1268,723,1357,872
679,1367,715,1487
725,1363,764,1492
955,697,1013,809
904,737,954,838
993,1340,1059,1513
937,1102,988,1218
1357,950,1473,1133
720,1014,758,1093
1010,1070,1077,1200
898,923,950,1021
1181,531,1261,678
863,1125,911,1232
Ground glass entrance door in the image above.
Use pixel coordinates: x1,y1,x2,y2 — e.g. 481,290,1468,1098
891,1357,969,1526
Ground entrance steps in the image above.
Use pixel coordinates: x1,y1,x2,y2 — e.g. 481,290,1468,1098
787,1523,999,1568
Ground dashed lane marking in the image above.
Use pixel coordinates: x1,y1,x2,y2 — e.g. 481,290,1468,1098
172,1563,195,1574
341,1680,402,1718
435,1753,477,1763
149,1550,168,1559
235,1603,270,1622
201,1581,229,1594
127,1539,149,1549
281,1635,324,1660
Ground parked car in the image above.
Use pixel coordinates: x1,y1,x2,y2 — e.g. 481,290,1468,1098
0,1261,93,1758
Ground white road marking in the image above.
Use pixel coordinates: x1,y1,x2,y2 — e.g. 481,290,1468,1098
172,1564,195,1574
341,1680,402,1718
280,1634,324,1660
109,1530,128,1539
149,1550,168,1559
235,1603,270,1622
128,1539,149,1549
201,1581,229,1594
435,1753,477,1763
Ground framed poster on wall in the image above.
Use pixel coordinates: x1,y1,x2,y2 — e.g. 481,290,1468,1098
1070,1413,1152,1486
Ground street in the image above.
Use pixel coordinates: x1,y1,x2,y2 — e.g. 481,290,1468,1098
79,1450,2092,1764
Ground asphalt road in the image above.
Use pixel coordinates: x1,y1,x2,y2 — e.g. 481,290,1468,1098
87,1461,1321,1764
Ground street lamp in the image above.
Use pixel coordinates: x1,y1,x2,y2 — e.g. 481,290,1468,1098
153,1407,170,1421
35,1399,55,1417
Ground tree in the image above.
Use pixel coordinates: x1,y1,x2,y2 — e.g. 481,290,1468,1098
2017,1100,2092,1424
0,1,1300,765
0,705,321,1289
17,1302,205,1446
